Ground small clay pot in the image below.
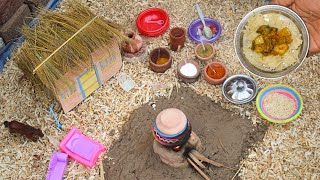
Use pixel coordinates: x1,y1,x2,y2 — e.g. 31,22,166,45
194,42,215,62
155,108,188,135
122,31,143,53
149,48,172,73
177,60,200,83
203,61,228,85
169,27,186,51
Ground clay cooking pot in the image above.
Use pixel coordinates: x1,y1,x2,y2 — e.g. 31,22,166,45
194,42,215,62
204,61,228,85
177,59,200,83
149,48,172,73
122,31,143,53
155,108,188,136
169,27,186,51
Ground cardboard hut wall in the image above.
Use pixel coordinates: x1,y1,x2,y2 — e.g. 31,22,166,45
56,41,122,112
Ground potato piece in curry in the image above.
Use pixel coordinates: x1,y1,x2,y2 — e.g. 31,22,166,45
251,25,293,56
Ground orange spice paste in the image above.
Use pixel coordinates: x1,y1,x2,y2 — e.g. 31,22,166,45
206,65,225,79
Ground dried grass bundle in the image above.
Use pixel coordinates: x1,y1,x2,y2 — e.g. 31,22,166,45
13,1,129,95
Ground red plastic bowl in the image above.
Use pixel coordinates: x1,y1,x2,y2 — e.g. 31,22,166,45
136,8,169,37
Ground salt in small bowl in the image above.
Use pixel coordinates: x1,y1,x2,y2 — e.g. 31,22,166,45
177,60,200,83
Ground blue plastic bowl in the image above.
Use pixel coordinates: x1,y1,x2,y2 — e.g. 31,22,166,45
188,17,222,43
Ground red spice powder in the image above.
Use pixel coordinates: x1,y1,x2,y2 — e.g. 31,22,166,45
206,65,225,79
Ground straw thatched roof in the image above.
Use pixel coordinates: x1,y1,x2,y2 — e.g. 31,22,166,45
13,1,128,95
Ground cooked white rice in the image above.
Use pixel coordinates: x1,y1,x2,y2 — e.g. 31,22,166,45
242,13,303,72
263,92,296,119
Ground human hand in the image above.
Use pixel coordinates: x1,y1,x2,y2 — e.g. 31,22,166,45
271,0,320,56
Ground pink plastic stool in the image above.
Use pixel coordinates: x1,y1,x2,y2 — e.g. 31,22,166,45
59,127,106,168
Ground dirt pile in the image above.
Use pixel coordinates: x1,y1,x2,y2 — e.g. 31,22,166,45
103,87,267,179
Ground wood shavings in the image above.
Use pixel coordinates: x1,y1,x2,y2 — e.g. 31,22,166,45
99,159,105,180
0,0,319,179
47,136,59,148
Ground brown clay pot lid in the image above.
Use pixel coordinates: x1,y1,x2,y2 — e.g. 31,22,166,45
155,108,187,135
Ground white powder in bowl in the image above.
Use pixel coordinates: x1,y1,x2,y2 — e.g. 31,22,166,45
180,63,197,77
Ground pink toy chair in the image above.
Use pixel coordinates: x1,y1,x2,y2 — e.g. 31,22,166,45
59,127,106,168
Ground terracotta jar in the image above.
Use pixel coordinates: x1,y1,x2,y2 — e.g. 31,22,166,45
153,108,192,149
169,27,186,51
122,31,143,53
155,108,187,136
203,61,228,85
149,48,172,73
194,42,215,62
177,59,200,83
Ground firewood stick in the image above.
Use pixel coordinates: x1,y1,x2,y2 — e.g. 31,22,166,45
188,152,206,169
190,150,224,167
187,157,210,180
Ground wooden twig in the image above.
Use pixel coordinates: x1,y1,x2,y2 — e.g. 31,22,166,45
188,152,206,169
218,138,228,154
191,150,236,170
190,150,224,167
177,45,181,52
100,160,105,180
25,112,37,119
187,157,210,180
231,163,244,180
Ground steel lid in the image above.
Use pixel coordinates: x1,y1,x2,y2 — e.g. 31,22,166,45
222,74,258,104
